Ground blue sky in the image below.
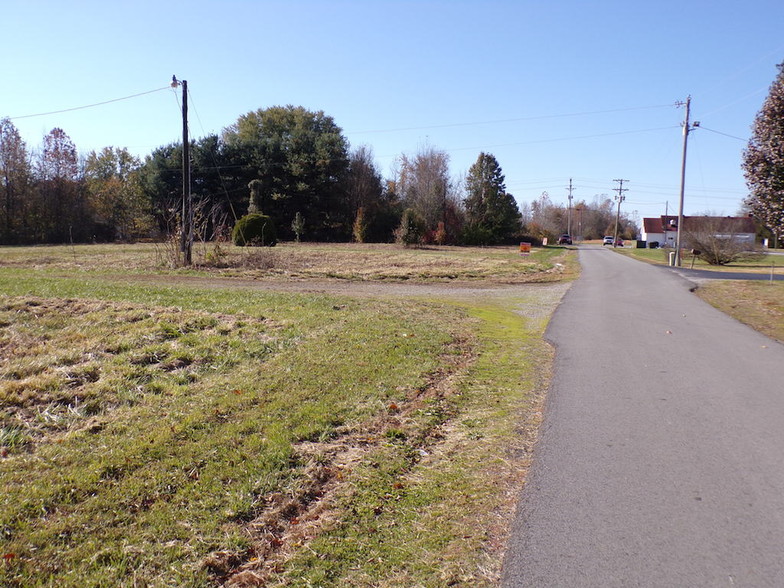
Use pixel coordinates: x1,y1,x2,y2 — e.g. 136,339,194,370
4,0,784,222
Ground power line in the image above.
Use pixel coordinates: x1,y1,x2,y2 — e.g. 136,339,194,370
698,126,746,141
401,125,680,156
8,86,172,120
346,104,674,135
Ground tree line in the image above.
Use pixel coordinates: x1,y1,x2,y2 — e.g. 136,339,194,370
2,105,638,248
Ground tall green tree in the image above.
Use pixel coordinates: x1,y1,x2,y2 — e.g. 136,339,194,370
463,152,520,244
221,105,351,241
139,135,233,240
138,142,182,234
743,62,784,244
0,118,32,243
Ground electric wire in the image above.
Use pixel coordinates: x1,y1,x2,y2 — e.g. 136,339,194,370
346,104,674,135
698,126,746,141
183,85,242,223
8,86,171,120
8,86,745,217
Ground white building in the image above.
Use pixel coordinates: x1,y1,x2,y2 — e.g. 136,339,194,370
640,215,756,248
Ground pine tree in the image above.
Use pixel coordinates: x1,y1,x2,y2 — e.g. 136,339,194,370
743,62,784,244
463,152,520,244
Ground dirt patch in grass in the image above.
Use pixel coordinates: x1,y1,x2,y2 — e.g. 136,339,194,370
214,336,474,586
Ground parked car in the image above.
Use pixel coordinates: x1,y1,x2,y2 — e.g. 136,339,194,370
557,234,572,245
603,236,614,245
615,238,624,247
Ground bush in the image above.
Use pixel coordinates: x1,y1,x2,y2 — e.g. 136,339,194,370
232,214,277,247
460,223,494,246
394,208,425,247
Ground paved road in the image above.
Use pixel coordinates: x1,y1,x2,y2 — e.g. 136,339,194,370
502,245,784,587
668,265,783,282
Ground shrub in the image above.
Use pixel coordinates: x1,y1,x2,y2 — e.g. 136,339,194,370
232,214,277,247
394,208,425,247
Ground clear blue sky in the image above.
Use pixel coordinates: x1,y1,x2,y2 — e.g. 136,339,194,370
4,0,784,223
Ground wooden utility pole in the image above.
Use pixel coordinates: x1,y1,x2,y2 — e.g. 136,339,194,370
567,178,574,237
612,179,628,247
674,96,691,267
176,77,192,266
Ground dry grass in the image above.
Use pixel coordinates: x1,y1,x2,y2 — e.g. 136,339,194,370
695,281,784,343
0,242,573,283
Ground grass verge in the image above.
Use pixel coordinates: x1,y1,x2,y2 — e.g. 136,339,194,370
619,246,784,274
694,280,784,343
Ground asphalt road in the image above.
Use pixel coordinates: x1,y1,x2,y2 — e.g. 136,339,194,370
501,245,784,587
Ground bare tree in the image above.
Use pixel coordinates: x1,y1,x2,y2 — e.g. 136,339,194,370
684,216,761,265
396,145,457,236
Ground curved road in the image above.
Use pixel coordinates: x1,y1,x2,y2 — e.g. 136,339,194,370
502,245,784,587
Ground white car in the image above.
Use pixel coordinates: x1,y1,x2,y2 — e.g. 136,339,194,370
603,236,614,245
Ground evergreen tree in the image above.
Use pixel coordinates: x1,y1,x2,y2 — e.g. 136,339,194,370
0,118,32,244
463,152,520,244
222,106,351,241
743,62,784,244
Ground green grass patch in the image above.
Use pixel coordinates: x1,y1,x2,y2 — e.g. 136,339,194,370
272,287,564,586
0,275,466,587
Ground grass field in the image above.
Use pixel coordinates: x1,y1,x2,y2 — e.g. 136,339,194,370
0,243,576,587
0,241,571,283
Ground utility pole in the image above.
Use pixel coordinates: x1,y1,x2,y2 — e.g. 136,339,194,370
612,179,628,248
566,178,574,237
674,96,697,267
172,76,192,266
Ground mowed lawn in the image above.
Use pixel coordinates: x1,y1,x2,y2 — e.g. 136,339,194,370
0,243,575,587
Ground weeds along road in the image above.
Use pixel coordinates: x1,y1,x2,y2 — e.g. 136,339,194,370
502,244,784,587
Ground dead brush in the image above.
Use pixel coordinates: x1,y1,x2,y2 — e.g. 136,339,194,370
236,248,279,271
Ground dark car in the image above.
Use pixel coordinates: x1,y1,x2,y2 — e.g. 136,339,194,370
557,234,572,245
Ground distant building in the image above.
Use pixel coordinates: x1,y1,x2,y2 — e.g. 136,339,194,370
640,215,756,248
641,216,679,248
